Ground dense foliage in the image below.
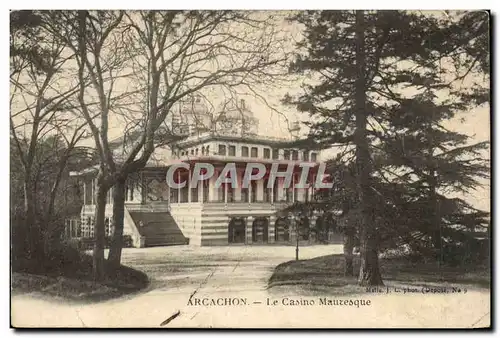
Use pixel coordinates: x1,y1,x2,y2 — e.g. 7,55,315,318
284,10,490,284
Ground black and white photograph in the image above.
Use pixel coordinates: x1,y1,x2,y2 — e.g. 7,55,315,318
9,8,491,328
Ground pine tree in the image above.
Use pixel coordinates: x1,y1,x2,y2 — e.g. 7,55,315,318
378,87,490,265
284,10,489,285
438,11,490,106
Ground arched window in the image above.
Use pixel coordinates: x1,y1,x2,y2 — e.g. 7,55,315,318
275,217,290,242
251,147,258,158
218,144,226,155
252,217,269,243
228,217,245,243
303,151,309,161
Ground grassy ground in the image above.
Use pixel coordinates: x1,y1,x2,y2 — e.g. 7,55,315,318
11,250,149,303
268,254,490,296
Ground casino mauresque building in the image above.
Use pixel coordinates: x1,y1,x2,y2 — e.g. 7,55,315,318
67,97,343,247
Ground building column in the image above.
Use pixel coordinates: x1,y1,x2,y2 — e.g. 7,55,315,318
91,178,94,205
292,174,295,203
209,172,216,202
213,169,218,202
246,216,253,244
83,181,86,206
278,177,285,202
290,215,298,243
310,215,317,242
257,180,264,202
167,184,171,209
235,170,242,202
177,170,181,204
270,183,274,204
199,176,204,202
108,186,113,205
188,168,191,203
248,179,252,206
311,173,316,201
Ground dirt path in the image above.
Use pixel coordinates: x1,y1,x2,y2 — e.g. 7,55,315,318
11,245,490,328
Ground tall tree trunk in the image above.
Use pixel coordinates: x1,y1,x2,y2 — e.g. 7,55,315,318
108,176,126,270
43,156,71,256
358,227,384,285
343,227,355,276
93,181,107,282
429,169,442,263
24,175,39,260
354,10,384,286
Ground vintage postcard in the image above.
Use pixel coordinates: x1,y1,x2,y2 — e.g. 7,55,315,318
10,9,491,329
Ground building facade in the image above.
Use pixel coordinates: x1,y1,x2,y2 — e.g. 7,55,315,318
70,99,342,247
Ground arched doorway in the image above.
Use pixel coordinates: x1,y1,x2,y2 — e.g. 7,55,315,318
297,216,310,240
315,213,336,242
274,217,290,242
252,217,269,243
228,217,245,244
